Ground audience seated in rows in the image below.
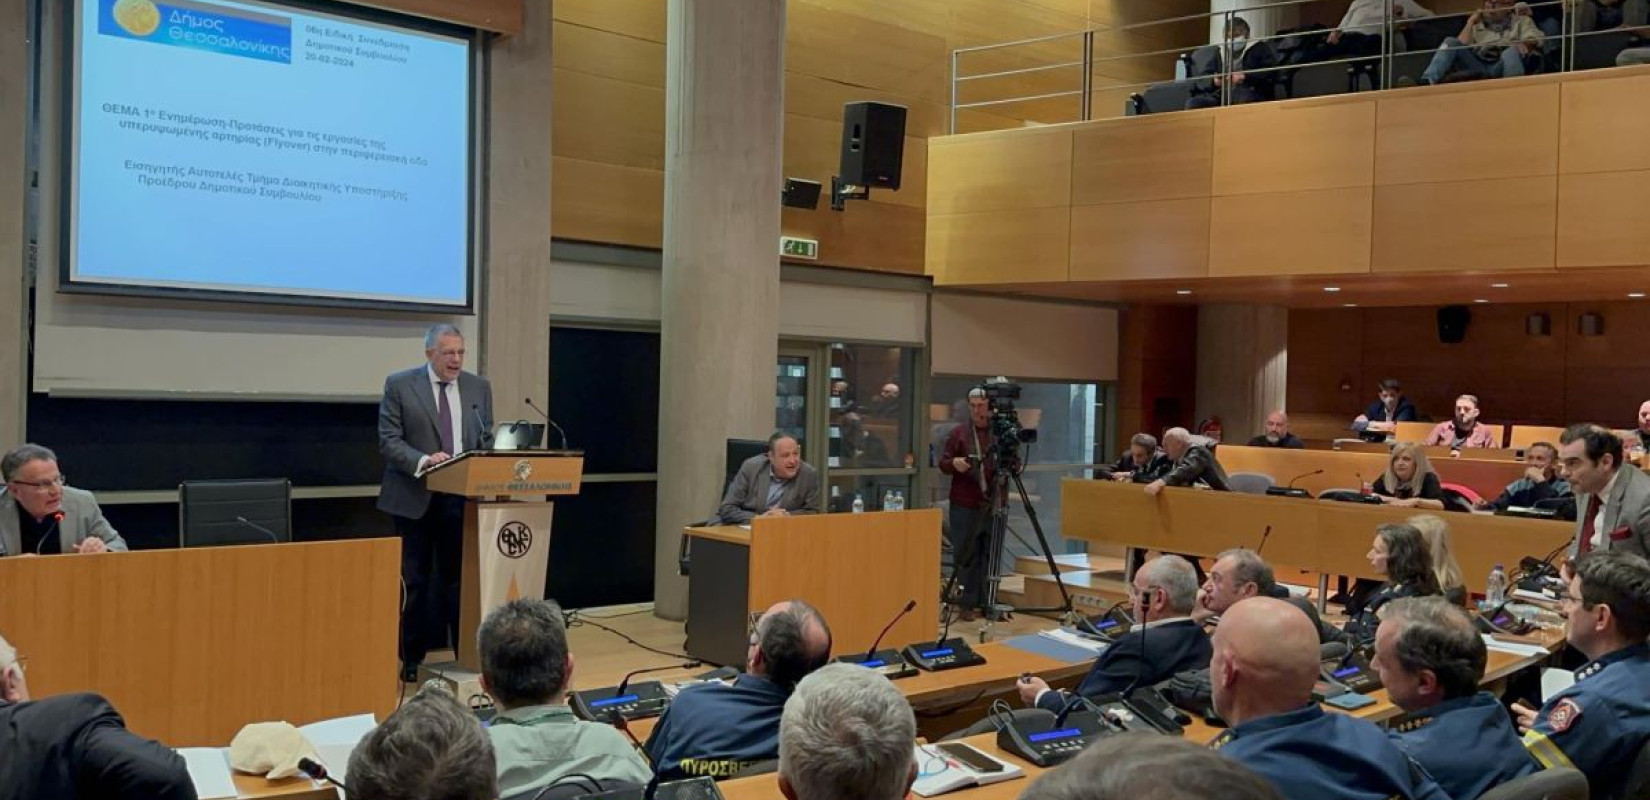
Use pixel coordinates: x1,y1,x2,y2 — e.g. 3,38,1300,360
1418,0,1544,85
1513,551,1650,799
1196,548,1343,644
1145,427,1230,496
645,599,832,780
1479,440,1572,512
1020,734,1282,800
0,632,195,800
1406,514,1469,606
1372,443,1446,510
1246,410,1304,449
1101,432,1172,483
1424,394,1498,449
477,598,652,797
1210,597,1450,800
1375,597,1537,800
348,687,497,800
777,664,915,800
1342,523,1444,646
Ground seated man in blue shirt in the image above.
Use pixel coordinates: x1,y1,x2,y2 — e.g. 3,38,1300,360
1018,555,1211,712
1209,598,1450,800
1513,551,1650,800
477,599,652,796
645,599,832,780
1477,441,1572,512
1374,597,1536,800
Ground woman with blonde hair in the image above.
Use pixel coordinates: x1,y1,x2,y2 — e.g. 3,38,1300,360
1408,513,1468,606
1372,442,1446,510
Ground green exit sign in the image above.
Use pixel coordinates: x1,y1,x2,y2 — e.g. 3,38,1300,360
780,236,818,260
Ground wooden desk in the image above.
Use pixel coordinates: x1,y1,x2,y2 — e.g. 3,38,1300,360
0,539,400,747
720,732,1046,800
1215,444,1530,500
682,511,940,667
230,774,335,799
1062,480,1572,594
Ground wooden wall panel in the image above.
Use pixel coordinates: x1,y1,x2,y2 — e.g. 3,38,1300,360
550,157,664,248
355,0,521,33
1213,101,1376,195
1287,308,1367,417
1558,171,1650,268
1371,177,1557,272
552,69,666,170
553,22,665,88
1374,83,1560,186
1560,72,1650,175
927,208,1071,284
554,0,665,42
927,129,1074,215
1071,115,1214,205
1069,199,1210,282
1209,187,1372,276
783,202,927,275
786,1,952,106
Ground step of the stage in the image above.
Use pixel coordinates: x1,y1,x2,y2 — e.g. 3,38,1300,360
1010,551,1120,576
1018,569,1130,617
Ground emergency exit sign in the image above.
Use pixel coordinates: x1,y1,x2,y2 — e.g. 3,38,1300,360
781,236,818,260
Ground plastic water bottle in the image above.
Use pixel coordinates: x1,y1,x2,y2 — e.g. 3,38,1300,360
851,493,865,514
893,490,905,511
1487,564,1508,607
882,490,895,511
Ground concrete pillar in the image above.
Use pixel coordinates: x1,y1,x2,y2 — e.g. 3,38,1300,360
0,0,25,445
654,0,785,620
1195,304,1288,443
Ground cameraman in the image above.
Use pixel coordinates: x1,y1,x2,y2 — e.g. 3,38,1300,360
939,388,995,620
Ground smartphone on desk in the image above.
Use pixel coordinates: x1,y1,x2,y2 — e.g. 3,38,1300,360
1325,693,1377,710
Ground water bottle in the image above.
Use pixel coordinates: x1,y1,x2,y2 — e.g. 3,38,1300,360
893,490,905,511
1486,563,1508,608
882,490,895,511
851,493,865,514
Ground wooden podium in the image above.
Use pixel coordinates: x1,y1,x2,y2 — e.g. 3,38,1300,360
424,451,584,671
682,510,941,668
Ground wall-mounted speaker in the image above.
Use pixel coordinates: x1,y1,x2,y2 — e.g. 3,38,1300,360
1578,312,1605,337
839,101,907,190
1436,305,1471,344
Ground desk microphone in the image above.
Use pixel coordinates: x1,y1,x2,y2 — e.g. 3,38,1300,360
865,599,916,660
298,758,347,792
570,661,698,722
1256,524,1273,556
37,512,65,555
471,404,492,448
1051,692,1090,729
523,397,570,450
836,600,918,678
234,516,280,544
1285,470,1323,489
616,662,699,698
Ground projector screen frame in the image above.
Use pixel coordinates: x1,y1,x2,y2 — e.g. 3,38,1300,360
58,0,485,315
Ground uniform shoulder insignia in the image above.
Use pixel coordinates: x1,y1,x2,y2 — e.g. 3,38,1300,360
1547,698,1583,733
1209,730,1235,750
1394,713,1433,733
1576,662,1604,681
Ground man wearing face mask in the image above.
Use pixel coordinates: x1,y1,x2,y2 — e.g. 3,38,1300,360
1186,17,1277,109
1245,411,1304,449
1352,379,1417,438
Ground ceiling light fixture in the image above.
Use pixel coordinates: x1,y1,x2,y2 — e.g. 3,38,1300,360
1323,286,1340,293
1175,289,1192,296
1491,283,1509,289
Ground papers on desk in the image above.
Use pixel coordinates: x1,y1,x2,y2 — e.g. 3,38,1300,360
1036,627,1110,656
911,744,1025,797
1482,634,1549,658
178,748,238,800
1541,667,1577,702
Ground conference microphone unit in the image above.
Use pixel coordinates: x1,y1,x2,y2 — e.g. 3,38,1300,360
997,693,1112,767
471,404,492,448
523,397,571,451
833,599,918,679
234,516,280,544
1266,470,1322,498
570,661,699,722
37,512,66,555
901,606,986,672
298,758,348,792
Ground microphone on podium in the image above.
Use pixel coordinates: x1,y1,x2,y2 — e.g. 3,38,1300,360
471,404,492,449
235,516,280,544
37,512,66,555
834,599,918,679
523,397,570,450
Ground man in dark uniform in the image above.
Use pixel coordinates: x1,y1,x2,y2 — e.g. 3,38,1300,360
1017,556,1210,711
1513,551,1650,800
1209,598,1450,800
1375,597,1536,800
645,600,831,780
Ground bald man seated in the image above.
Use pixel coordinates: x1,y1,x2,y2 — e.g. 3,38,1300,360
1209,598,1450,800
1246,412,1304,449
644,600,832,781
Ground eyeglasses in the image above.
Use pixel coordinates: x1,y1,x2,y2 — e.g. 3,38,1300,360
8,476,65,491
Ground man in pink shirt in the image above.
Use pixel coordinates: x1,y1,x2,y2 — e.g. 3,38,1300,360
1424,394,1498,449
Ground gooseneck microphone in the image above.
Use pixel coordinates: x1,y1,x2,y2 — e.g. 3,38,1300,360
1256,524,1273,556
1285,469,1323,489
298,758,347,791
864,599,917,660
37,512,65,555
471,404,492,449
523,397,570,450
234,516,280,544
615,661,700,698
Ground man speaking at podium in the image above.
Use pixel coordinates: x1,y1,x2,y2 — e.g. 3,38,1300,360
0,444,126,557
379,324,494,682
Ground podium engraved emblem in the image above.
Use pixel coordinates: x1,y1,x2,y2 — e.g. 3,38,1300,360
513,459,534,481
498,521,533,559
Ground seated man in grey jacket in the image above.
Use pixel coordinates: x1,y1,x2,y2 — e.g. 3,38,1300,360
1145,428,1231,496
716,433,823,524
0,444,126,557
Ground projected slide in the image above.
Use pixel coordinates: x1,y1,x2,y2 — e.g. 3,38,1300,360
70,0,472,308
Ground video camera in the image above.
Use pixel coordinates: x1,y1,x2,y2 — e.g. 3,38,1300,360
977,377,1037,462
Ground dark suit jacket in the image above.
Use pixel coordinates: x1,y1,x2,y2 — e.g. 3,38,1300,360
0,693,195,800
0,488,126,557
1162,445,1230,491
715,455,822,524
1103,449,1173,483
1036,619,1212,712
1569,465,1650,561
377,364,494,519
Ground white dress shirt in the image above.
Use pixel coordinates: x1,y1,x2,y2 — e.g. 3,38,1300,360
1339,0,1434,34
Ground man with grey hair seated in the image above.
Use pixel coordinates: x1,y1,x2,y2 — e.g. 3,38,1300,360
0,444,125,557
778,663,916,800
1019,555,1211,712
1196,548,1339,644
1020,734,1282,800
478,599,651,797
1102,433,1172,483
348,687,498,800
1145,427,1230,496
1374,597,1536,800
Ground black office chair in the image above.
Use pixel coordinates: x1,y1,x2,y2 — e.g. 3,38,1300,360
678,439,769,576
178,478,292,547
1476,767,1588,800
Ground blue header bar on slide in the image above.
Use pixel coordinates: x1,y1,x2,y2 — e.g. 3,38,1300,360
101,0,293,64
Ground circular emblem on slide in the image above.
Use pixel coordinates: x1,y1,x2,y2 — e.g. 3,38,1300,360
512,459,533,481
497,521,532,559
112,0,162,36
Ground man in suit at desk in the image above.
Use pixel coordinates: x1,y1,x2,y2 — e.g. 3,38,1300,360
716,432,822,524
0,444,125,558
1145,428,1230,496
378,324,494,682
1557,424,1650,561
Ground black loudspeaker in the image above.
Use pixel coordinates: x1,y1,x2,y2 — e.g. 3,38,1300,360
839,101,907,190
1437,305,1471,344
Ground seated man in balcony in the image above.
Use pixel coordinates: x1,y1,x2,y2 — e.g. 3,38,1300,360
1575,0,1648,32
1424,394,1499,450
1186,17,1277,109
1417,0,1543,85
1329,0,1435,58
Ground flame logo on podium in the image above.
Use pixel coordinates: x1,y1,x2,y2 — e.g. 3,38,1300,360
497,521,532,559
